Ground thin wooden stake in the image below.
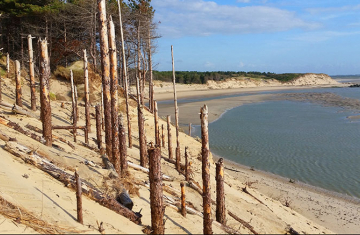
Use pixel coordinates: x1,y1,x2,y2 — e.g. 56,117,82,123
70,70,77,142
119,113,128,176
15,60,22,107
185,146,189,181
167,115,173,160
75,170,83,224
171,45,181,172
148,145,165,235
154,100,160,146
200,104,212,234
161,124,165,148
216,158,226,224
95,105,102,150
180,182,186,217
28,35,36,111
83,49,91,138
39,38,52,147
98,0,113,160
109,16,120,171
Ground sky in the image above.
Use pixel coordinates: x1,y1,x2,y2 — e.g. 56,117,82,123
151,0,360,75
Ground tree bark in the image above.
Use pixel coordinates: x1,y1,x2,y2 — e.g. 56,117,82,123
216,158,226,225
161,124,165,148
83,49,91,139
70,70,77,142
136,74,147,167
200,104,212,234
171,46,181,172
185,146,189,181
28,35,36,111
148,146,164,235
180,182,186,217
167,115,173,160
39,39,52,147
148,24,154,113
119,113,128,177
15,60,22,107
75,170,83,224
95,105,102,150
108,17,120,172
98,0,112,160
154,100,160,146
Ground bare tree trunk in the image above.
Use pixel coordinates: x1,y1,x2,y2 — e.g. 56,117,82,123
28,35,36,111
70,70,77,142
171,46,181,172
95,105,102,150
167,115,173,160
148,145,164,235
136,74,147,167
75,170,83,224
119,113,128,176
108,17,120,172
185,146,189,181
180,182,186,217
98,0,113,160
154,100,160,146
39,39,52,147
161,124,165,148
200,105,212,234
148,26,154,113
117,0,132,149
83,49,91,137
15,60,22,107
216,158,226,224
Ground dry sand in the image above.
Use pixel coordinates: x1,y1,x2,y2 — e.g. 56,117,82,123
0,70,356,234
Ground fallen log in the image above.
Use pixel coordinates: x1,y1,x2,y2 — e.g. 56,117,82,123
3,141,142,225
127,161,174,181
161,156,186,175
242,186,273,212
12,104,39,119
0,129,10,141
228,210,258,235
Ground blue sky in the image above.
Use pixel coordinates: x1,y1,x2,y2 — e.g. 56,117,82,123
151,0,360,75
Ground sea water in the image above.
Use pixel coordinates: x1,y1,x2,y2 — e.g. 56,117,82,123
192,88,360,199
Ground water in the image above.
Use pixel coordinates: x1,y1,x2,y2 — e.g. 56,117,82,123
192,88,360,199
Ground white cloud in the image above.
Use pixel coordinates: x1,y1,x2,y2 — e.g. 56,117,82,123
306,4,360,14
152,0,320,38
290,30,360,42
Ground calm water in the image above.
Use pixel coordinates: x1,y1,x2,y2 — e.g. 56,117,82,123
193,88,360,199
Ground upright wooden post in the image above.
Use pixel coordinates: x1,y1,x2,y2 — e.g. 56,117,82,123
95,105,102,149
171,45,181,172
28,35,36,111
154,100,160,146
98,0,113,160
109,17,120,170
185,146,189,181
15,60,22,107
180,182,186,217
136,75,147,167
6,53,9,78
39,39,52,147
200,104,212,234
148,145,164,235
216,158,226,224
167,115,173,160
117,0,132,149
83,49,91,137
70,70,77,142
189,123,192,137
119,113,128,176
161,124,165,148
75,170,83,224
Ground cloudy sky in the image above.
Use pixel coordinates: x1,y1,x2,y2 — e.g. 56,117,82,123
151,0,360,75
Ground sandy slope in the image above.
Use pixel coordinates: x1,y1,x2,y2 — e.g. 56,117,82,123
0,71,344,234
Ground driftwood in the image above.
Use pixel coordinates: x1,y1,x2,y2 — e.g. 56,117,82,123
228,210,258,235
127,161,174,181
0,129,10,141
242,186,273,212
3,141,142,225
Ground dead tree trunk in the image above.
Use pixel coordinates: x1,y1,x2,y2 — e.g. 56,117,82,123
171,46,181,172
136,75,147,167
167,115,173,160
154,100,160,147
83,49,91,138
108,17,120,172
39,39,52,147
148,145,164,235
75,170,83,224
28,35,36,111
95,105,102,150
161,124,165,148
200,104,212,234
15,60,22,107
180,182,186,217
70,70,77,142
119,113,128,176
148,26,154,113
117,0,132,149
216,158,226,225
98,0,113,160
185,146,189,181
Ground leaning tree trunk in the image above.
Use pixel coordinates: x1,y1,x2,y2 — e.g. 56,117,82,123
39,39,52,147
28,35,36,111
97,0,113,160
